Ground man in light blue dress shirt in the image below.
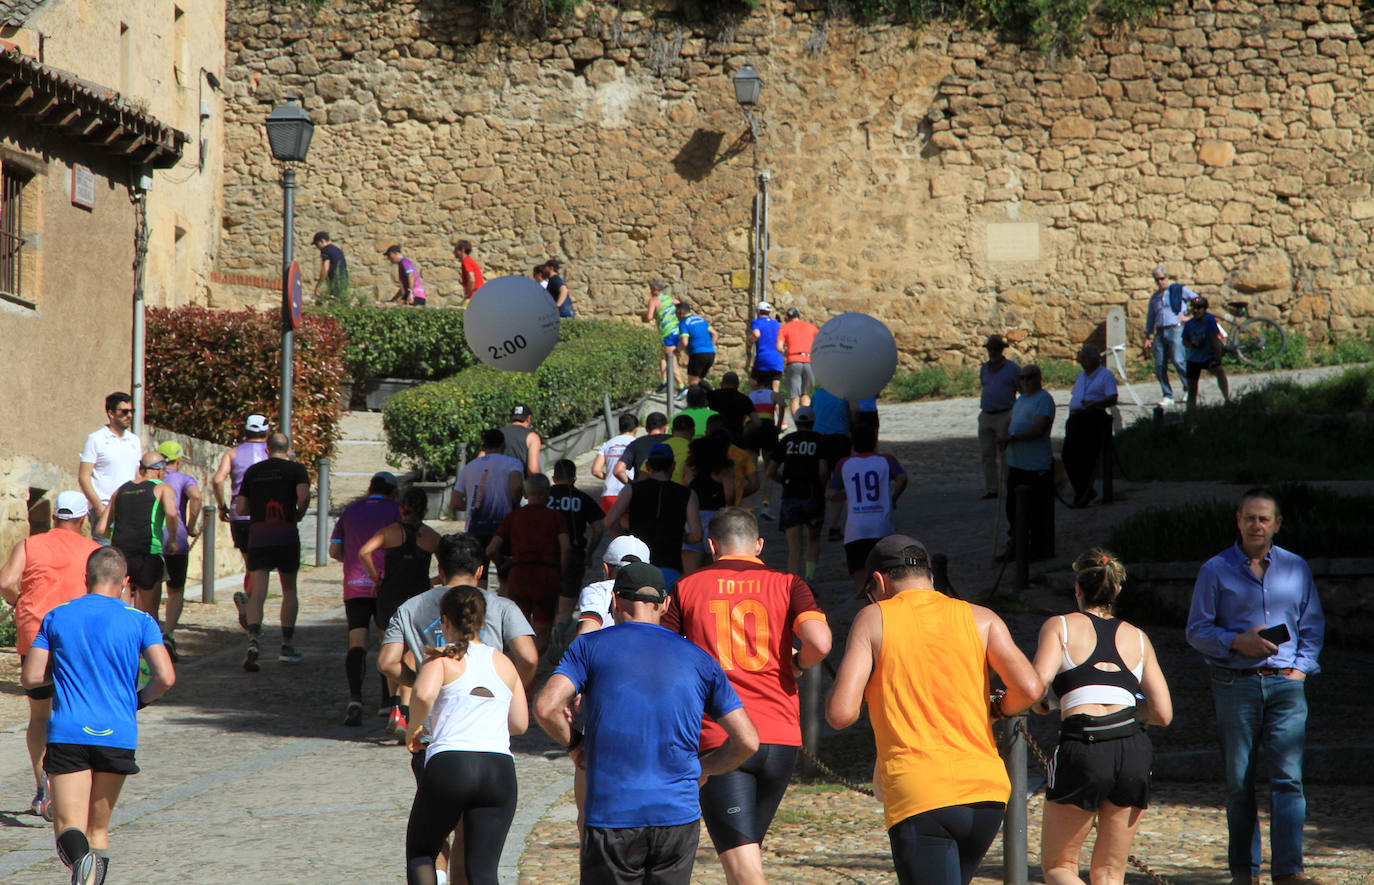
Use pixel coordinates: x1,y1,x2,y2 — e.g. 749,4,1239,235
1186,487,1325,885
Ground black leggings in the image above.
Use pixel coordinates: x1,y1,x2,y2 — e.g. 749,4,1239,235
405,751,517,885
887,801,1005,885
700,743,799,852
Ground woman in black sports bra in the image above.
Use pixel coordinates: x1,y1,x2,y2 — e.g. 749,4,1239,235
1031,548,1173,885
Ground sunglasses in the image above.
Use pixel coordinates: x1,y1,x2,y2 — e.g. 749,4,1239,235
115,408,134,415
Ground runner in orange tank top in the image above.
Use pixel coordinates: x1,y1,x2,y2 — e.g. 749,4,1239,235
662,507,832,885
0,491,102,818
827,535,1043,885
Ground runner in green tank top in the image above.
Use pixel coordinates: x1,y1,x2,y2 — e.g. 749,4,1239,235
96,452,180,615
643,277,684,391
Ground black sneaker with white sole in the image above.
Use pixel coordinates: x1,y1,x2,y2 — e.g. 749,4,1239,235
243,639,260,673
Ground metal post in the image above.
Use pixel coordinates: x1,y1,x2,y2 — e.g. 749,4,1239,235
759,170,770,305
1014,485,1029,590
1002,715,1029,885
1101,424,1114,504
666,370,675,420
603,392,615,439
200,504,216,604
798,665,821,776
130,189,149,440
280,166,296,438
315,458,330,566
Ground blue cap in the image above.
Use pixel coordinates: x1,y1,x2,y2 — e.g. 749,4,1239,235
648,443,675,461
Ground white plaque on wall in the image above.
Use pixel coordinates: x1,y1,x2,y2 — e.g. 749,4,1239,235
985,222,1041,263
71,165,95,209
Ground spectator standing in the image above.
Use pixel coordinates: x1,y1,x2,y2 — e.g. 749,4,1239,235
78,391,141,542
602,442,702,590
233,432,310,672
1142,265,1197,407
450,430,524,583
662,507,832,885
0,491,101,820
534,562,759,885
403,586,527,885
1181,296,1231,413
644,278,683,392
997,364,1055,562
1062,344,1118,509
675,301,717,390
1186,488,1324,885
977,335,1020,500
549,459,605,630
707,372,755,446
385,244,426,306
212,414,270,579
328,471,402,726
502,403,542,477
96,452,181,621
769,406,828,579
750,302,784,391
1031,549,1173,885
311,231,349,302
826,424,907,595
153,440,201,659
454,239,484,300
21,547,176,885
486,474,570,652
827,536,1042,885
678,386,719,439
592,413,640,515
613,412,669,487
778,306,820,424
545,258,574,318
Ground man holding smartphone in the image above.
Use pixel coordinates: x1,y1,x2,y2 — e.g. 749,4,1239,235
1186,488,1325,885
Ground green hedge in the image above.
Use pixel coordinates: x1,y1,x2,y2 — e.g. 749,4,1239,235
146,307,347,466
383,321,659,473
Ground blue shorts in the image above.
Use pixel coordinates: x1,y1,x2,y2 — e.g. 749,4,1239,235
663,333,681,348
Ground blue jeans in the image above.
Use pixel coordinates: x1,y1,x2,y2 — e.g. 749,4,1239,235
1210,667,1308,878
1152,324,1187,397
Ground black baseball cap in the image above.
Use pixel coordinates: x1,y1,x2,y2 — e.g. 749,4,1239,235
861,534,932,596
613,561,668,603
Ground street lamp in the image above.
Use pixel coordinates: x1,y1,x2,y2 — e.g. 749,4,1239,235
264,97,314,438
731,65,769,366
733,64,762,142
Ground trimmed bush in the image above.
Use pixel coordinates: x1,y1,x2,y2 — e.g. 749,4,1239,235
383,321,659,473
146,307,347,466
315,307,477,382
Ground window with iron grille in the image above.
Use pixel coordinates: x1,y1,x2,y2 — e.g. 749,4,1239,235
1,165,31,301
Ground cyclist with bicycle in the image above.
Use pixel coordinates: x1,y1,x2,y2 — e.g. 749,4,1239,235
1182,297,1231,412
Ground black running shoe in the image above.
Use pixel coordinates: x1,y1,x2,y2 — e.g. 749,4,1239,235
243,639,260,673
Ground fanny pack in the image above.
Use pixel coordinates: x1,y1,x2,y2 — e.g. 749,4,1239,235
1058,708,1143,743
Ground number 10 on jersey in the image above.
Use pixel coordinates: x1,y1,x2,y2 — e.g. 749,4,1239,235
707,599,770,671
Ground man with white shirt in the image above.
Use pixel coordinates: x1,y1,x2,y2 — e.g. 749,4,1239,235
77,392,142,542
575,534,653,635
1142,265,1198,407
592,413,640,518
1062,344,1118,509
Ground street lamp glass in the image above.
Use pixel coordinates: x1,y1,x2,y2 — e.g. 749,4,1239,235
265,98,315,162
733,65,762,107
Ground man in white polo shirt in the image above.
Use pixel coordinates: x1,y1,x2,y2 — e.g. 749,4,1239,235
78,392,142,543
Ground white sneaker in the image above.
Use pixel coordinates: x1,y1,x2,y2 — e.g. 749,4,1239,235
436,871,450,885
1160,396,1175,407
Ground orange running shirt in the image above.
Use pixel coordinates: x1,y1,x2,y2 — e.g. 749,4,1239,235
16,529,100,654
777,320,819,364
863,589,1010,828
664,556,828,750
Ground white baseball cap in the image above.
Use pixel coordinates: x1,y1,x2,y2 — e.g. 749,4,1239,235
757,301,773,313
55,491,89,520
245,414,270,432
603,534,651,567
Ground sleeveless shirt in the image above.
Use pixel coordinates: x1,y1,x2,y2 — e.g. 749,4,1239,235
1050,614,1144,710
424,643,513,761
229,441,268,522
16,529,100,654
109,479,165,555
377,523,433,605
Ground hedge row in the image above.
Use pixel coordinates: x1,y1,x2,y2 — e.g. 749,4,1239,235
383,321,659,473
146,307,347,466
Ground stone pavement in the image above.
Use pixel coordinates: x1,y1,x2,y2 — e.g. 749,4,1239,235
2,365,1371,883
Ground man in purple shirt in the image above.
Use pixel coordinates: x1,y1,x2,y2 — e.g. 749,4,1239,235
154,441,201,661
385,245,426,306
1186,487,1324,885
329,471,401,725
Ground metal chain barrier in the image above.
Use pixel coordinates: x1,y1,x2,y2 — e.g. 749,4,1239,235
798,743,875,797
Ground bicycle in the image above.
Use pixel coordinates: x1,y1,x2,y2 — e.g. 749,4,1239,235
1219,300,1286,369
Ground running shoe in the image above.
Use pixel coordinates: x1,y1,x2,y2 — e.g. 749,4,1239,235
233,591,249,631
71,851,96,885
30,786,44,817
344,700,364,727
39,776,52,821
243,638,260,673
278,645,304,664
387,706,408,736
162,634,180,662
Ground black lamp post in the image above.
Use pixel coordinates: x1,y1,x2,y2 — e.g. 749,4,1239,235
732,65,769,352
733,64,762,141
264,97,314,438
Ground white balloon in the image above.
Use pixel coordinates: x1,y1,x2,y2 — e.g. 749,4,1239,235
464,275,561,373
811,313,898,401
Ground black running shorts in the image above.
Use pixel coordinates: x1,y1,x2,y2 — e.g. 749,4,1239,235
1046,727,1152,811
122,551,166,591
344,597,377,631
701,743,799,852
246,543,301,574
164,553,189,590
45,743,139,776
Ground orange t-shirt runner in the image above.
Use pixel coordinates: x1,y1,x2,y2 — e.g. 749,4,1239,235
664,556,827,750
777,320,819,364
15,529,101,655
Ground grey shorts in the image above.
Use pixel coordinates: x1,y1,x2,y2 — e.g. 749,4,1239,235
785,362,814,399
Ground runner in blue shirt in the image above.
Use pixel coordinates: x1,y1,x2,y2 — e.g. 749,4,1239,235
750,302,784,390
22,547,175,885
535,562,758,885
675,301,717,389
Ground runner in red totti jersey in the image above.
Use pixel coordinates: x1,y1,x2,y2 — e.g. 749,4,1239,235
662,506,832,885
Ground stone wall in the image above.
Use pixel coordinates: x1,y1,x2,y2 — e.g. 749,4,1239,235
217,0,1374,369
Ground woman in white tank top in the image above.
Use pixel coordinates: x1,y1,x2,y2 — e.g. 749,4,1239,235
1031,549,1172,885
403,586,527,885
